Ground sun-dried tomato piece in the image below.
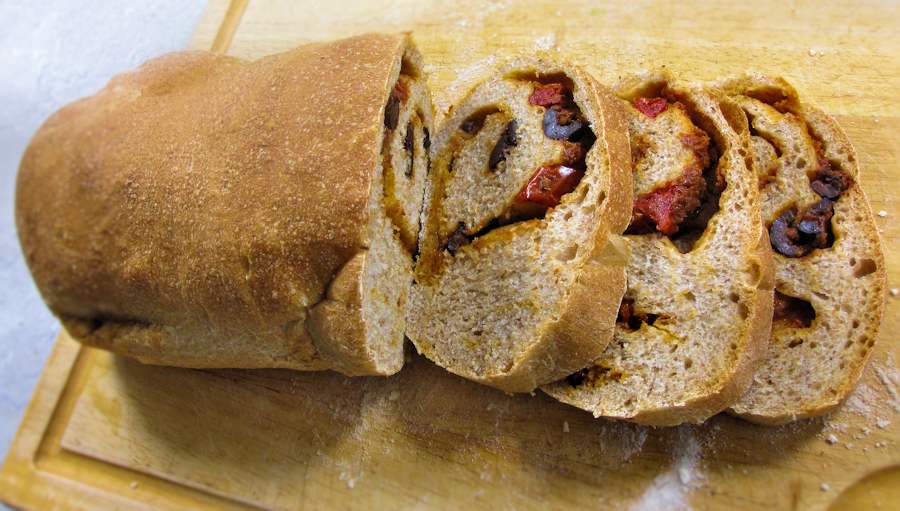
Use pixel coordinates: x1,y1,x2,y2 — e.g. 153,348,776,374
634,97,669,118
516,165,585,207
629,166,705,235
528,83,566,107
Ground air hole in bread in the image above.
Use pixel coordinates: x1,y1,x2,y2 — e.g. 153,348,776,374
797,157,807,169
852,319,860,329
745,261,762,287
773,290,815,328
728,292,740,303
788,339,803,348
737,302,749,320
617,298,668,332
853,258,877,278
683,291,696,302
400,56,419,79
504,70,575,90
743,87,791,109
684,358,693,369
555,244,579,262
718,99,748,136
565,364,627,387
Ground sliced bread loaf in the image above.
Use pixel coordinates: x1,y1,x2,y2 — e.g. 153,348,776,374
406,56,632,392
717,74,886,424
543,72,774,425
16,34,433,376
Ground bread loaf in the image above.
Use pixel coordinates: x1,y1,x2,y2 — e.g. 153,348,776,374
406,57,632,392
544,72,774,425
16,33,433,376
717,74,886,424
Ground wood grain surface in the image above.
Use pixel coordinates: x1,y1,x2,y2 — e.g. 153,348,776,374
2,1,899,510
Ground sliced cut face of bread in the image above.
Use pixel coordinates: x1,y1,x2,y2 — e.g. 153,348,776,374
16,34,433,376
716,74,886,425
543,72,775,426
406,56,633,393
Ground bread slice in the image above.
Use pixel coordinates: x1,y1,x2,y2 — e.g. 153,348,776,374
16,33,433,376
716,74,887,424
543,72,774,425
406,56,633,393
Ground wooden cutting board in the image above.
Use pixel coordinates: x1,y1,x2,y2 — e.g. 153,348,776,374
2,1,899,509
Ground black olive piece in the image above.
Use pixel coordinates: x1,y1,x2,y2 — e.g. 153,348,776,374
566,368,589,387
798,198,834,246
488,120,518,171
446,223,471,255
404,122,415,177
423,127,431,150
769,209,810,258
811,179,841,199
810,163,850,199
384,96,400,130
404,122,414,152
542,106,583,140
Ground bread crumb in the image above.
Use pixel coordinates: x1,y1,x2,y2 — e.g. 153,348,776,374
388,390,400,401
820,483,830,492
876,419,890,429
563,420,570,433
878,210,888,217
825,434,839,445
890,288,898,297
129,481,139,490
534,33,557,51
844,442,854,449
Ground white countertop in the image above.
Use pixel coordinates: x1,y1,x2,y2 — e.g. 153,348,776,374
0,0,206,488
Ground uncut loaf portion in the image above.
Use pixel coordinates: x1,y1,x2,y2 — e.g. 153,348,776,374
717,75,886,425
544,72,774,425
407,57,633,393
16,33,433,376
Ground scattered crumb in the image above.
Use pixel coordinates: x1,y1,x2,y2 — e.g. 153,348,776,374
129,481,139,490
890,288,898,297
807,48,826,57
876,419,890,429
629,426,703,511
347,478,356,489
844,443,855,450
820,483,830,492
878,210,888,217
534,33,557,51
874,118,880,123
563,421,570,433
874,363,900,413
825,434,839,445
388,390,400,401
